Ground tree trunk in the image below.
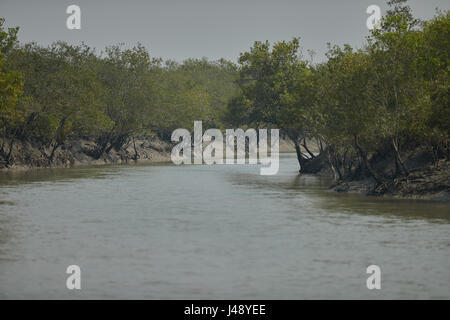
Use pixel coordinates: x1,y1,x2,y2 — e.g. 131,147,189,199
327,146,342,181
132,136,139,161
354,136,382,185
48,141,60,162
302,138,316,159
294,140,305,172
392,137,409,176
0,137,15,167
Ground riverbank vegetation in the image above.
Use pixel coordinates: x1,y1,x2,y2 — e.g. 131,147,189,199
0,0,448,198
0,23,238,167
228,0,449,198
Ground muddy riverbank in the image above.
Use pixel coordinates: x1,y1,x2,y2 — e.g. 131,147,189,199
0,136,172,171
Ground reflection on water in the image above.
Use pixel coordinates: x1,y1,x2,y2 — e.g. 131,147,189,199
0,153,449,299
0,165,119,186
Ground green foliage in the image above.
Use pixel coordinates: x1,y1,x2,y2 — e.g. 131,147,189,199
421,11,450,139
227,0,449,178
0,18,22,137
0,0,448,173
0,22,239,160
233,38,315,139
7,42,111,145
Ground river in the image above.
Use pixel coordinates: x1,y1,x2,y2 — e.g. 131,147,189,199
0,153,449,299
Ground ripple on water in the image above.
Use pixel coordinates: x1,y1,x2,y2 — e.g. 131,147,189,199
0,154,449,299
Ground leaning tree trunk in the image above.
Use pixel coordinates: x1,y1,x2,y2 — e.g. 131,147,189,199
392,137,409,176
294,140,306,172
0,137,14,167
354,135,382,185
302,138,316,159
327,145,342,181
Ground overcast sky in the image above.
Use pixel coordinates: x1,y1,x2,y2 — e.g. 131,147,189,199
1,0,448,63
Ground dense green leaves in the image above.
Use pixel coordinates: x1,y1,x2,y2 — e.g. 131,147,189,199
0,18,23,164
0,24,239,160
0,0,448,174
227,0,449,178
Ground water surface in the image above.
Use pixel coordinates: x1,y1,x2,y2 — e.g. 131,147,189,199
0,154,449,299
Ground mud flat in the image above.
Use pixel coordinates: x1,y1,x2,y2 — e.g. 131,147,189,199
0,136,172,171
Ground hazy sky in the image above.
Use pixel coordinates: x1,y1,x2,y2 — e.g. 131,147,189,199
1,0,448,63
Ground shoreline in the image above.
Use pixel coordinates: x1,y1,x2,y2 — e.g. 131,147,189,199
2,143,448,203
0,137,297,172
328,159,450,203
0,137,172,172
